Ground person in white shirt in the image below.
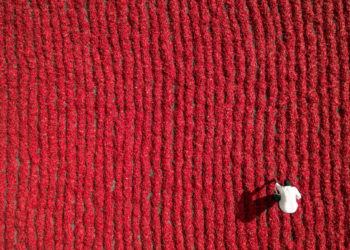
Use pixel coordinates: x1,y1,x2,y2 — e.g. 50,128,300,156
273,179,301,214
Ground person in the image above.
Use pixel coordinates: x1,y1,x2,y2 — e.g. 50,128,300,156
273,179,301,213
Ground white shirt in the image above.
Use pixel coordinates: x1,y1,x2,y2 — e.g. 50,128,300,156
276,183,302,213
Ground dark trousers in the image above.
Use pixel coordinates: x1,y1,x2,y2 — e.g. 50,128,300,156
273,193,281,202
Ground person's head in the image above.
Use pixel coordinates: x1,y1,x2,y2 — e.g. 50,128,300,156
284,179,292,186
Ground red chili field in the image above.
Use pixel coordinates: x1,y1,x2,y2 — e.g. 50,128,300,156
0,0,349,249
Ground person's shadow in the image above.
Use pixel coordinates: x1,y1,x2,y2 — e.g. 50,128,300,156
236,180,276,222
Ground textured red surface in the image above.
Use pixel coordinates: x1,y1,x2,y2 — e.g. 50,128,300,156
0,0,349,249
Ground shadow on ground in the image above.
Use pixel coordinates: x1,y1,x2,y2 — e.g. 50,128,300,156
236,181,276,222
